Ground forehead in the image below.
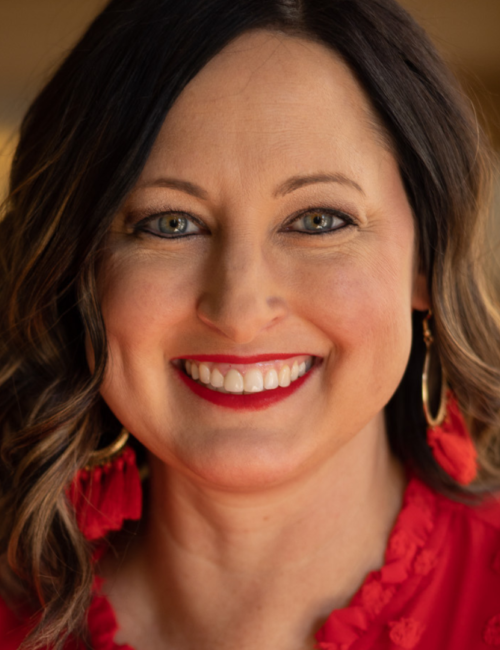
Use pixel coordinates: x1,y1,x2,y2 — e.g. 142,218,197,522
140,30,394,190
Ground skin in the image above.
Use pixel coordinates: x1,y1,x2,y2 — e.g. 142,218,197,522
95,30,429,650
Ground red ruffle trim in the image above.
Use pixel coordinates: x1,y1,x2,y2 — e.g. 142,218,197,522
83,578,135,650
52,579,134,650
315,477,436,650
79,475,436,650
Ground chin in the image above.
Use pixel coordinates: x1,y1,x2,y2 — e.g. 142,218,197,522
170,428,314,491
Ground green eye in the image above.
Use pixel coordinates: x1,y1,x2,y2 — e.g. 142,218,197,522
138,212,203,238
289,209,347,234
158,215,189,234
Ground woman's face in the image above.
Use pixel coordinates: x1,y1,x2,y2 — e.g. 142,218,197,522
96,30,428,489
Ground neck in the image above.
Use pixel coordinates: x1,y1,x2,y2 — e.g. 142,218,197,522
106,415,406,650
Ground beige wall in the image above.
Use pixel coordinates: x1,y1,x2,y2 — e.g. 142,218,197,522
0,126,16,198
0,0,106,198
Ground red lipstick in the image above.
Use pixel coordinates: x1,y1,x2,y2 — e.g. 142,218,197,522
174,353,310,364
173,359,316,410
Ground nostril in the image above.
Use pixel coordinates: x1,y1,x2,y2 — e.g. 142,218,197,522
196,287,288,344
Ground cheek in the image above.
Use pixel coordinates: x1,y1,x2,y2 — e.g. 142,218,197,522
95,248,204,414
99,250,197,348
292,237,415,410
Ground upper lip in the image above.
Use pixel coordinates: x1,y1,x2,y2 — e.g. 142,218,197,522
173,353,315,364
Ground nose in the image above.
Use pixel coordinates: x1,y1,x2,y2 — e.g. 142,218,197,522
196,239,288,344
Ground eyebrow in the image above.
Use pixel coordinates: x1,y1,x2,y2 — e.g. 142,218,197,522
136,178,210,200
136,172,364,200
273,173,364,197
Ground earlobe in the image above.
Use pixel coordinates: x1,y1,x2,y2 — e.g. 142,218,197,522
411,270,431,311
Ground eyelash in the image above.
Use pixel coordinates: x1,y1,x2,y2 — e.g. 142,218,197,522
132,206,356,240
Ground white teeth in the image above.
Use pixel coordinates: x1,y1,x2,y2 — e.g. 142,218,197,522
244,369,264,393
278,365,291,387
210,368,224,388
224,369,244,393
183,356,314,393
264,368,279,389
199,363,211,384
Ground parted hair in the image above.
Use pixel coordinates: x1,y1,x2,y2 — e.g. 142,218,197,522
1,0,499,647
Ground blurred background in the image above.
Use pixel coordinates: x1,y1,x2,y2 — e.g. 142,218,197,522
0,0,499,267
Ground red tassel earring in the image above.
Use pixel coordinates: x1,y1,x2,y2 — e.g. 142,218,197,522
67,429,143,541
422,312,477,486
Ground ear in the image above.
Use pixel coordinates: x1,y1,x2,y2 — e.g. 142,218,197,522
411,267,430,311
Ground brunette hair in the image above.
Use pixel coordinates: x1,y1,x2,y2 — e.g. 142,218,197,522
1,0,499,647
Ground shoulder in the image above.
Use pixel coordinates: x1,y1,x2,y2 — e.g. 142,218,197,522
0,594,33,650
372,480,500,649
397,478,500,589
419,486,500,647
435,485,500,547
464,489,500,532
431,484,500,573
0,579,131,650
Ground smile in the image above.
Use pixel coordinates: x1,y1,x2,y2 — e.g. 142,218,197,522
183,355,313,393
173,354,319,410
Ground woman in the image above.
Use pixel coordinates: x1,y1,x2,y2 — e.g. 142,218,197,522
1,0,500,648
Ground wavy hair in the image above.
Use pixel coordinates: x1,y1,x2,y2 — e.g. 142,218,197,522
0,0,499,647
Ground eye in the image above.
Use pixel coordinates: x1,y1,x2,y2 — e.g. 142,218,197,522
286,208,351,234
137,212,204,238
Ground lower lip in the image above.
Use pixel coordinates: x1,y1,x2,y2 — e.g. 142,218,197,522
174,364,316,410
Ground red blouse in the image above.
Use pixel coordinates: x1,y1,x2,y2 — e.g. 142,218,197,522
2,476,500,649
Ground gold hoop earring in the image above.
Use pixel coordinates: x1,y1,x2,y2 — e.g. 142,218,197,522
421,310,478,485
422,311,447,427
85,428,129,469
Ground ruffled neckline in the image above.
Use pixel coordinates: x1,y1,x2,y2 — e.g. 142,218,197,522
315,475,437,650
88,476,437,650
86,577,134,650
